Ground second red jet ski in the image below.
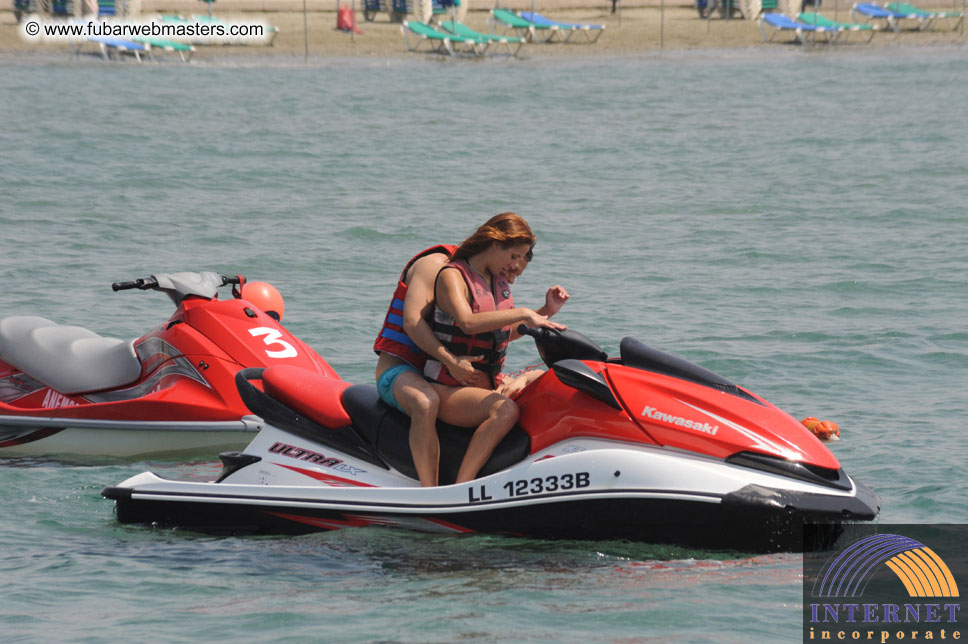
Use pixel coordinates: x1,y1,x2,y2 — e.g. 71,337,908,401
0,271,339,459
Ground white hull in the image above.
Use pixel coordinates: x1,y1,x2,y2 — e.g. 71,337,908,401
105,433,880,550
0,415,262,458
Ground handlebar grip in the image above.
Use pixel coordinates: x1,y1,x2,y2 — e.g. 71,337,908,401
518,324,559,340
111,277,157,291
222,275,242,285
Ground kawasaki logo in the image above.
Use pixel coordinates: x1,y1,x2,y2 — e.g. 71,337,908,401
641,406,719,435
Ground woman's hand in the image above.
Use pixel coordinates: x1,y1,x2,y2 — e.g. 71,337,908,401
496,369,546,399
544,285,570,317
521,308,567,331
447,355,489,388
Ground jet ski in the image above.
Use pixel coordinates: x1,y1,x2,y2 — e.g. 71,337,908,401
0,271,339,458
103,326,880,552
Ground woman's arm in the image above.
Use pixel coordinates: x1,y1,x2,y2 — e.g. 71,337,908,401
401,255,486,387
510,285,570,342
436,268,563,336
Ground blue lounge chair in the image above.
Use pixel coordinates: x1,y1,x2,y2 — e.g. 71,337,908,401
850,2,923,31
518,11,606,42
758,12,836,44
88,36,150,61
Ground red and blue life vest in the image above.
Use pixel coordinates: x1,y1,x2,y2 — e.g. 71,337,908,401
373,244,457,370
424,259,513,389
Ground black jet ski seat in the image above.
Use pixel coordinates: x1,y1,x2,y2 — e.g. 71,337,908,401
0,316,141,395
340,384,531,486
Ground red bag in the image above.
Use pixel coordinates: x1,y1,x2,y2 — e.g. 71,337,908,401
337,5,362,33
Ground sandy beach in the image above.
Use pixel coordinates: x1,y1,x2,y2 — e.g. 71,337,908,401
2,0,965,59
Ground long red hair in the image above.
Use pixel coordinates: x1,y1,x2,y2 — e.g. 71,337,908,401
451,213,535,263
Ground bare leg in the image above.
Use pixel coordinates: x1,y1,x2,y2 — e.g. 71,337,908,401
431,384,519,484
393,372,441,487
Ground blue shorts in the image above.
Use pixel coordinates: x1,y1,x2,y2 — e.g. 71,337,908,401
376,364,421,412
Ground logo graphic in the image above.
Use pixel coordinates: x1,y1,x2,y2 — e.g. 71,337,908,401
814,533,960,599
803,525,964,643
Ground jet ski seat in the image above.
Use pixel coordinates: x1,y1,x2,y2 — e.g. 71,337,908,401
341,384,531,486
0,316,142,395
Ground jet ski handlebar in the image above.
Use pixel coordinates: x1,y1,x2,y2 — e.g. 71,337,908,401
112,277,159,291
516,324,549,340
112,273,241,292
517,325,608,366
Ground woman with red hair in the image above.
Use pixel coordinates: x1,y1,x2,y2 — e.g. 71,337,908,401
425,213,568,484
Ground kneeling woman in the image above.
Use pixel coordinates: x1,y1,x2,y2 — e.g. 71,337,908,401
425,213,566,484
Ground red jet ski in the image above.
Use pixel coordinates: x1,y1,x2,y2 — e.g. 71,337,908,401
104,325,880,552
0,271,339,458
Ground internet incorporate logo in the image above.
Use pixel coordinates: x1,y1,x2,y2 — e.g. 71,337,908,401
814,534,960,599
803,526,964,644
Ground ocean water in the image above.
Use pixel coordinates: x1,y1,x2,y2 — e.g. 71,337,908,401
1,46,966,643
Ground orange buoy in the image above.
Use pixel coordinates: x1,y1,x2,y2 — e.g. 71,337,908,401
241,281,285,321
803,418,842,441
821,420,840,438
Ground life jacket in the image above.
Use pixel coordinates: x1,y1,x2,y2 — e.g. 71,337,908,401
373,244,458,370
424,259,513,389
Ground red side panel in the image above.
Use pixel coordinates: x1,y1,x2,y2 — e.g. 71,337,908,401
263,366,352,429
515,370,659,454
605,365,840,470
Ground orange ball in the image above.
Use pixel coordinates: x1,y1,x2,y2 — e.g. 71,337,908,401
242,281,285,320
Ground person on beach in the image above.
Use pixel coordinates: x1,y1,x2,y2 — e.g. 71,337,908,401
423,213,568,484
373,213,567,486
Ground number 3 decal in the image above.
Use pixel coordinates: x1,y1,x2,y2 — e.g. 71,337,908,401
249,327,298,359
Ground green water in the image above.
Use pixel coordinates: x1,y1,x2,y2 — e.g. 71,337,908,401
1,48,966,642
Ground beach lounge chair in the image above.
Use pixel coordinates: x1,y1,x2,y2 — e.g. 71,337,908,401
401,20,484,56
87,36,150,61
131,37,195,61
884,2,964,29
489,8,543,41
97,0,119,16
518,11,606,42
758,12,835,44
798,11,878,41
850,2,924,30
12,0,41,22
438,20,526,55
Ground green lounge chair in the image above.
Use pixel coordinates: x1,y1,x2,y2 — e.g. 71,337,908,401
798,11,878,42
884,2,964,30
438,20,526,56
400,20,484,56
489,8,548,41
